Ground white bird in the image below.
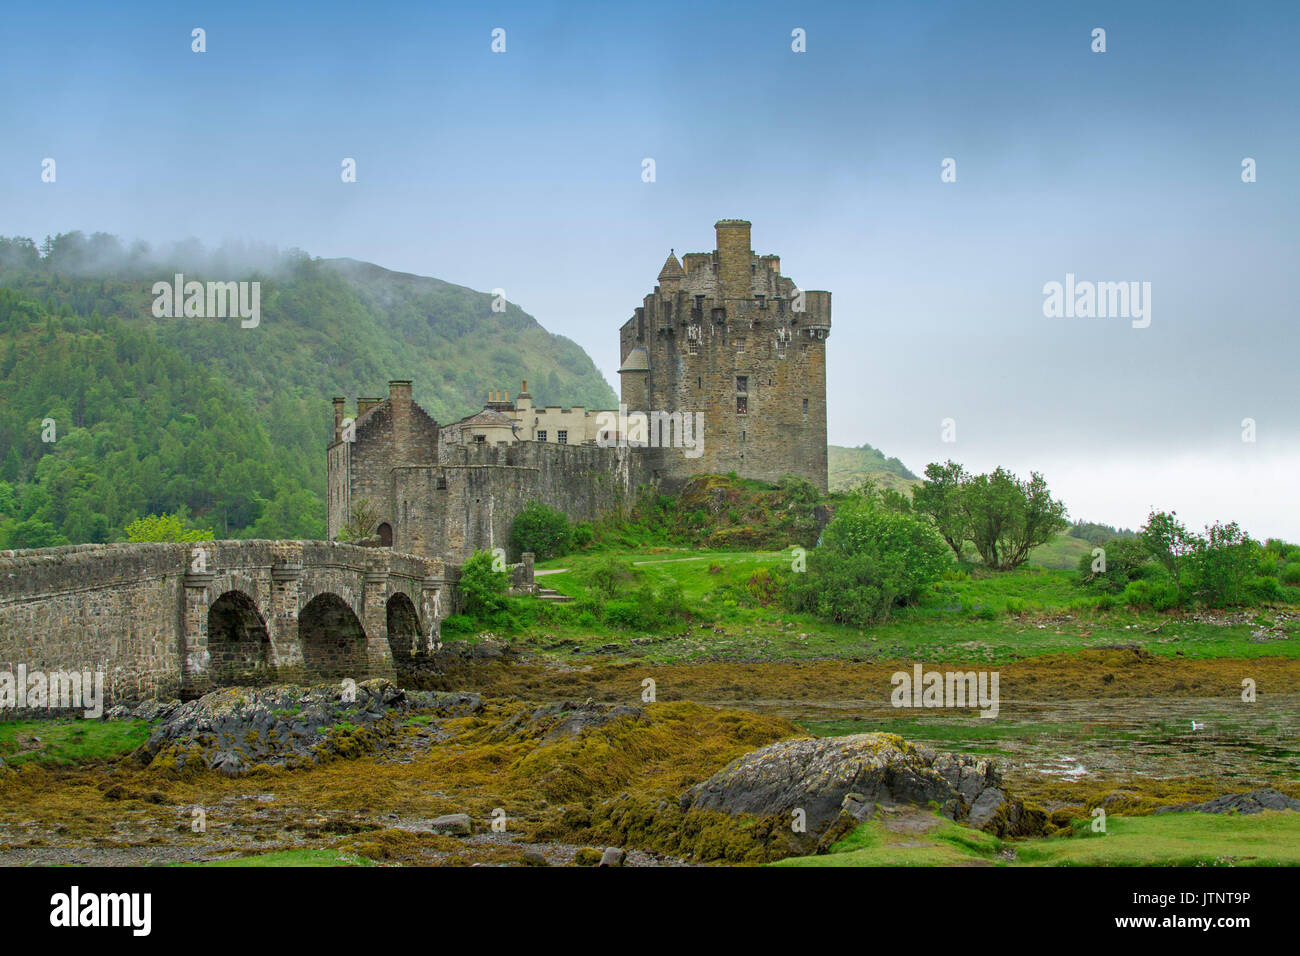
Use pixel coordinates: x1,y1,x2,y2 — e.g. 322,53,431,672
1191,720,1206,731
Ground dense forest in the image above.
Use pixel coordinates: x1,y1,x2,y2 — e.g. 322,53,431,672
0,232,618,547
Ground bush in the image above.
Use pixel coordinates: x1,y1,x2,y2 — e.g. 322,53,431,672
508,503,573,561
584,555,638,598
458,550,508,619
572,522,594,549
787,498,950,626
1005,597,1026,615
604,602,641,629
1280,562,1300,585
440,614,475,635
1077,537,1151,593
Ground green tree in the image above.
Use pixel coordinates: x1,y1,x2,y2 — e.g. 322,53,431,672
1138,510,1195,599
124,511,213,542
508,502,573,561
963,468,1067,570
912,460,970,560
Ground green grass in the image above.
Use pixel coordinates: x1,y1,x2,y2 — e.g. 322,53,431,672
1028,532,1095,570
181,849,372,867
0,719,152,766
507,545,1300,663
772,810,1300,867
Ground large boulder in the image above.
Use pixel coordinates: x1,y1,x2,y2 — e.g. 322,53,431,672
682,733,1042,852
1154,788,1300,815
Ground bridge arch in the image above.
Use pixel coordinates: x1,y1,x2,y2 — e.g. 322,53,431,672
207,590,273,686
299,592,368,680
385,592,423,666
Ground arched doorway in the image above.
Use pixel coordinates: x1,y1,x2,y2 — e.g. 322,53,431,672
299,593,368,680
377,522,393,547
385,592,422,667
207,591,273,686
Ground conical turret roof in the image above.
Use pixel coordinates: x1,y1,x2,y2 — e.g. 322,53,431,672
657,249,685,280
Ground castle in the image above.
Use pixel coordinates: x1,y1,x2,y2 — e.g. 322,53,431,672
327,220,831,562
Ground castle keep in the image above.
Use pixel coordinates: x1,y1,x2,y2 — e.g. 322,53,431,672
328,220,830,562
620,219,830,490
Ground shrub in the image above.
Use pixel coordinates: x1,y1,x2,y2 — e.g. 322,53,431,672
1280,562,1300,585
572,522,594,549
440,614,475,635
1077,537,1151,593
787,498,950,626
458,550,508,619
1005,597,1026,615
744,568,784,606
604,602,641,629
584,555,638,598
508,503,573,561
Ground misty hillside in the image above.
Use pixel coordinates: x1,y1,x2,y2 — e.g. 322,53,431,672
0,232,616,545
827,443,920,494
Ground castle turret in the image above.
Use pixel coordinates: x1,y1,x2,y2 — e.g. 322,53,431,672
715,219,752,299
657,250,685,293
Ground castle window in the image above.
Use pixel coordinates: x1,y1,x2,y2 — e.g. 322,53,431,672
557,430,567,444
803,398,809,416
736,376,748,393
537,430,547,442
757,295,766,309
437,473,447,489
688,339,698,355
778,299,786,316
732,337,745,352
736,396,748,415
473,434,486,443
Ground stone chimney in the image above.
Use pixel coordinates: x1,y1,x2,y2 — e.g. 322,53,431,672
332,397,345,442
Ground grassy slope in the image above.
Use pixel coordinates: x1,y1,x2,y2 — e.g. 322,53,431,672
827,443,919,494
522,546,1299,663
0,719,152,766
772,811,1300,867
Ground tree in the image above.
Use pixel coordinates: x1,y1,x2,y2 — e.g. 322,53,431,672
962,468,1067,570
912,460,970,560
1138,510,1194,598
508,502,572,560
1187,521,1259,607
339,497,380,541
124,511,213,542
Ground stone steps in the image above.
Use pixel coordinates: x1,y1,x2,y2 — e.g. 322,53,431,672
536,588,575,603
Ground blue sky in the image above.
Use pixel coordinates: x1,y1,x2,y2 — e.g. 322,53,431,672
3,1,1298,536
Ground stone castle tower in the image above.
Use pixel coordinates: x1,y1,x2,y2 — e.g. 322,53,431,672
618,220,831,490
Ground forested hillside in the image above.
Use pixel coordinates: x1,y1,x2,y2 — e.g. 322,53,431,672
0,232,617,547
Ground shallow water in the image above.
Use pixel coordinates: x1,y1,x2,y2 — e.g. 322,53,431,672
721,693,1300,793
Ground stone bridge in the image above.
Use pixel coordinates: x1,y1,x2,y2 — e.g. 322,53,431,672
0,540,449,703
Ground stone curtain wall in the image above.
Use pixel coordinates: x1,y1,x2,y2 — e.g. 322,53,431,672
392,441,656,562
0,540,447,704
